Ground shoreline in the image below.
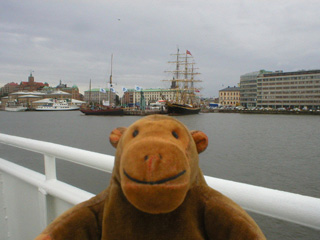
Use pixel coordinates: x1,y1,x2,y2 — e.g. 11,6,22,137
204,109,320,115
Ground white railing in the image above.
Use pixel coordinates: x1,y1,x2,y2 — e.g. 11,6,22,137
0,132,319,235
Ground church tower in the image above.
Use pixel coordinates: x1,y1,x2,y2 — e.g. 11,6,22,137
28,72,35,84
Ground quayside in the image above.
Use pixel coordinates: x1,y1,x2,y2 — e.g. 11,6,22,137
0,133,319,239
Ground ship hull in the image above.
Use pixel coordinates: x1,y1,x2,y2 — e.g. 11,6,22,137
35,106,79,111
80,107,124,116
5,106,27,112
167,103,200,115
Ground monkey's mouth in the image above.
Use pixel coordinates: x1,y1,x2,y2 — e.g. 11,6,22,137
123,169,186,185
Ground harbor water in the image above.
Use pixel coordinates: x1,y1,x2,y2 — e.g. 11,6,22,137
0,111,319,239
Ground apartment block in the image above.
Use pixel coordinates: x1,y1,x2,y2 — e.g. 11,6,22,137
219,86,240,106
240,70,272,108
256,70,320,109
129,89,175,106
84,88,176,106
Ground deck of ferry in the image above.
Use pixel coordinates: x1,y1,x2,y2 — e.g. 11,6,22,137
0,133,319,239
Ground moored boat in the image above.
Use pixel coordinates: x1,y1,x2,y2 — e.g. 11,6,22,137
5,101,27,112
81,54,124,116
166,102,200,115
35,99,79,111
80,105,124,115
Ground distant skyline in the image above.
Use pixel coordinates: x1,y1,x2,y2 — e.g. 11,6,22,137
1,0,319,98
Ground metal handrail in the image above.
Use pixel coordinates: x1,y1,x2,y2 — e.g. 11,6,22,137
0,133,319,230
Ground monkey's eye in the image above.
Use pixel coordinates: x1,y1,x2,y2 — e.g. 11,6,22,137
133,130,139,137
172,131,179,139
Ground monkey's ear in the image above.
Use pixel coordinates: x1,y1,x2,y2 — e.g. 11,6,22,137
190,130,208,154
109,127,127,148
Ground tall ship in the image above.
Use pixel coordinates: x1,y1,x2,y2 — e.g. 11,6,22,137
80,54,124,116
164,49,202,115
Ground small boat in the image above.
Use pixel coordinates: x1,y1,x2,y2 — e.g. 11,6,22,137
5,101,27,112
163,48,202,115
35,99,79,111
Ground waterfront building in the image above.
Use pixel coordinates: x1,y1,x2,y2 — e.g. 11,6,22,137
127,88,176,106
19,73,49,91
84,88,176,107
0,90,79,110
55,80,82,100
14,94,43,109
1,74,82,100
219,86,240,106
46,90,72,100
41,80,82,100
0,73,51,104
83,88,116,105
0,91,45,109
256,70,320,109
0,82,19,97
240,70,272,108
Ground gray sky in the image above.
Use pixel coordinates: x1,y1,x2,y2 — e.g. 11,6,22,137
1,0,319,98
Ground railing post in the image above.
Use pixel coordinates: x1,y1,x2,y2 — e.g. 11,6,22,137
44,155,56,181
41,154,57,229
0,172,10,240
38,187,48,229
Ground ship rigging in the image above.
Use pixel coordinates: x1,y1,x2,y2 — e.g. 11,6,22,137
163,48,202,115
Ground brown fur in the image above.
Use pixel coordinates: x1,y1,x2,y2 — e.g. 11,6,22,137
35,115,265,240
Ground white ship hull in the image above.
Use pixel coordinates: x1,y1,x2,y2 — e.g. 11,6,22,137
35,100,80,111
35,105,79,111
5,106,27,112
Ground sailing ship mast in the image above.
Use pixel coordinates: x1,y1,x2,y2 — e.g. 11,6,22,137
109,54,113,104
174,48,179,89
89,79,91,105
164,48,201,106
80,53,124,115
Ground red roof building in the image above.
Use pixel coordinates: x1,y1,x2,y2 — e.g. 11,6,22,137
19,73,48,91
0,82,19,95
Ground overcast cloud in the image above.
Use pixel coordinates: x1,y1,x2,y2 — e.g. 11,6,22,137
1,0,320,97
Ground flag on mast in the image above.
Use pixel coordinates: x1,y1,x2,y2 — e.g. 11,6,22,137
135,86,142,91
186,50,192,55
